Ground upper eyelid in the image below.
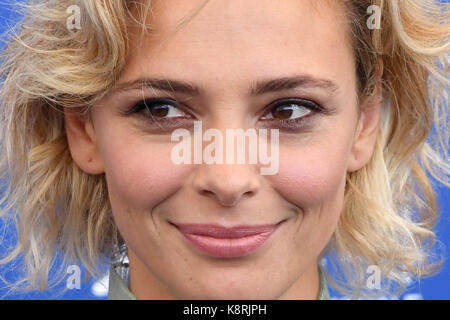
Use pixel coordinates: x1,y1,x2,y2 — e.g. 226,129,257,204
259,98,322,118
261,102,315,118
128,96,325,119
132,96,322,108
127,97,188,115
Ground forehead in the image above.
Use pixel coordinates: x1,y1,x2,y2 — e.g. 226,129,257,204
122,0,354,91
134,0,349,34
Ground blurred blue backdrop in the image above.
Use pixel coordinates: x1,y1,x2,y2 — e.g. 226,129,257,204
0,0,448,300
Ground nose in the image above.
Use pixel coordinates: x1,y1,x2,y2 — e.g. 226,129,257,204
192,162,261,207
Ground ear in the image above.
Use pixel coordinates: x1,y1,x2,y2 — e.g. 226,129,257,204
64,107,105,175
347,83,383,173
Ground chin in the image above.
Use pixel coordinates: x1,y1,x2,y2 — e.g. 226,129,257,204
178,277,281,300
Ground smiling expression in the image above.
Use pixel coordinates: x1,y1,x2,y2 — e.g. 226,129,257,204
65,0,381,299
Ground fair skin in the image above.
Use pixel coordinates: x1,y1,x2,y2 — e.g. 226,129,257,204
64,0,381,299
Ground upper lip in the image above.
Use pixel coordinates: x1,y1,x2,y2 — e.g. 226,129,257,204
170,221,283,239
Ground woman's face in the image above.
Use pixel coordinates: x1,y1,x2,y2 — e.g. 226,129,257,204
65,0,381,299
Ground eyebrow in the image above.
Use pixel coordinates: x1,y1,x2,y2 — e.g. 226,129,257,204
110,74,339,96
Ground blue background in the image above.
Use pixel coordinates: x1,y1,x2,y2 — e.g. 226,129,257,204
0,1,448,300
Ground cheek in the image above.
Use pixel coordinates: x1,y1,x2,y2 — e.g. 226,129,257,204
273,136,351,210
98,133,189,212
271,137,351,253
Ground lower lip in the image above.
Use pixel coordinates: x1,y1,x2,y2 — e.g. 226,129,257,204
175,224,281,258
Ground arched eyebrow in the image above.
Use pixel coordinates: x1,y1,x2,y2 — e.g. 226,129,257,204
110,74,339,96
250,75,338,95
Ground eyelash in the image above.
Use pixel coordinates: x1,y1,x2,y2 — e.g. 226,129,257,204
123,97,325,130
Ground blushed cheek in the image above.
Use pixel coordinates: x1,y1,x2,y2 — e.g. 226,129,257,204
271,143,349,211
101,138,191,214
272,143,349,255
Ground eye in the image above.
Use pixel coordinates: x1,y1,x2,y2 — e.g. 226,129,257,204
124,97,324,131
129,98,188,119
261,98,321,122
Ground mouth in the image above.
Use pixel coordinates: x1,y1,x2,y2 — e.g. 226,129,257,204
170,220,285,258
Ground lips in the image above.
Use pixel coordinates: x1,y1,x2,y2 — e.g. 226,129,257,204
171,222,283,258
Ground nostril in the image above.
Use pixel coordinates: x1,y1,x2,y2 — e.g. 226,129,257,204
201,190,215,197
244,190,254,196
199,189,256,207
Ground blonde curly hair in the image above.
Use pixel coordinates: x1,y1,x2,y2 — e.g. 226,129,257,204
0,0,448,298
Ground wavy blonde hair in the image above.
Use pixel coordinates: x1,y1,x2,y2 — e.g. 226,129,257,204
0,0,448,298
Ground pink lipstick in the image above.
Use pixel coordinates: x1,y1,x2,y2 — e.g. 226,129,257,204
172,222,282,258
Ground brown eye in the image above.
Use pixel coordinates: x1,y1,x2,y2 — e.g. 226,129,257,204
271,104,309,119
131,99,186,118
148,104,170,117
262,99,318,121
